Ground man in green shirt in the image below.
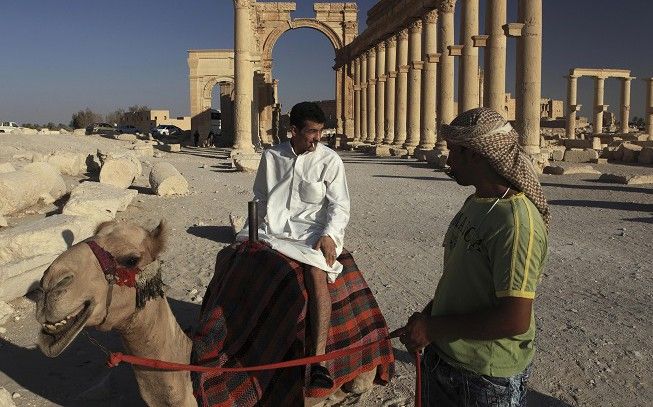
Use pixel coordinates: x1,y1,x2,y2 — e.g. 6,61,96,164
394,107,550,406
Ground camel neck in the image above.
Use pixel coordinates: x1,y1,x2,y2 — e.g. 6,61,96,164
117,296,195,406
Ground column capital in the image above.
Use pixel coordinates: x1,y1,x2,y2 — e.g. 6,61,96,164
411,61,424,70
376,41,386,51
385,36,397,47
565,74,579,80
398,65,410,73
472,34,488,47
622,76,636,82
423,9,438,23
426,53,441,63
448,45,463,56
398,28,409,41
437,0,456,13
354,85,362,91
409,19,423,32
377,76,387,83
234,0,250,9
366,48,376,58
503,23,524,37
387,71,398,78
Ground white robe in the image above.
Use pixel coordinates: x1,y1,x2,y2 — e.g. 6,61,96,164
237,142,350,282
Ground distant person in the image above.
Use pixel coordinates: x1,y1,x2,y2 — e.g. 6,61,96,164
393,107,550,406
238,101,350,388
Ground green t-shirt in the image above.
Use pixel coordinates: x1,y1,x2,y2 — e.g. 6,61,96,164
430,192,548,377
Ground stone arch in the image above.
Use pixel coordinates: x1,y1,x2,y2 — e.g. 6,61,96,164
262,19,342,63
202,76,234,101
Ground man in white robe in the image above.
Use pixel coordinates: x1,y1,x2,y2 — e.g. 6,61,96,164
238,102,350,388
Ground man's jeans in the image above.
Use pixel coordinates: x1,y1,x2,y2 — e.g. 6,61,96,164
421,346,531,407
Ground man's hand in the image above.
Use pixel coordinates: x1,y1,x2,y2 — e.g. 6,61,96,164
391,312,433,354
314,235,337,267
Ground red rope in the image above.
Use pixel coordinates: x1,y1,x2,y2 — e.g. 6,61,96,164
106,333,422,407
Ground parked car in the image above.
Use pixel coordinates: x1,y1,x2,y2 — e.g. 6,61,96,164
0,121,21,133
85,123,116,135
151,124,183,138
117,124,140,134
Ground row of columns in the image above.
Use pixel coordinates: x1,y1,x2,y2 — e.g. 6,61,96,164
350,0,543,160
565,75,653,140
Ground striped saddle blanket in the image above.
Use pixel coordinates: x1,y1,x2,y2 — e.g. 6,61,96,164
191,241,395,406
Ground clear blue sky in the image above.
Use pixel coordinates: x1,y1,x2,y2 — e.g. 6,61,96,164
0,0,650,125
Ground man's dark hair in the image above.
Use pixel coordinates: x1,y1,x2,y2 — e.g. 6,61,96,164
289,102,326,130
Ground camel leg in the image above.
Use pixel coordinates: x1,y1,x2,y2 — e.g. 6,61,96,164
342,367,376,394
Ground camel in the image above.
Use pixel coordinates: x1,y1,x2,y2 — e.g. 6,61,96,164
36,220,384,406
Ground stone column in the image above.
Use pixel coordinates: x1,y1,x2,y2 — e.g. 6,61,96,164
335,66,344,135
593,76,606,135
620,77,633,134
416,10,438,160
484,0,507,116
646,78,653,140
375,42,386,144
353,58,361,142
233,0,255,153
393,29,409,151
459,0,480,112
565,75,579,139
404,19,423,155
383,37,397,145
516,0,542,155
435,1,456,156
360,53,368,142
366,48,377,143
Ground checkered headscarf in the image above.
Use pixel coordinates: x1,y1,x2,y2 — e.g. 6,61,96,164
441,108,550,229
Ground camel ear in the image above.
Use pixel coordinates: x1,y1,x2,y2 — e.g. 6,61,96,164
149,220,167,259
95,221,117,236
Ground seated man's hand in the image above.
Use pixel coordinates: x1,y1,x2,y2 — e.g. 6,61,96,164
314,235,336,267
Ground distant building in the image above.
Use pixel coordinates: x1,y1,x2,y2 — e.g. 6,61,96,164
540,98,564,119
123,109,190,133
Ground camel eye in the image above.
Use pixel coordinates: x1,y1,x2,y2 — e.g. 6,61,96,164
119,256,140,267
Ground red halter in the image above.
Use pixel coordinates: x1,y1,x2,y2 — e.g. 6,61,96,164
86,240,140,287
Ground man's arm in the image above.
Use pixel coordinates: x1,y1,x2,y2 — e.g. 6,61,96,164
252,151,269,224
396,297,533,353
315,157,350,266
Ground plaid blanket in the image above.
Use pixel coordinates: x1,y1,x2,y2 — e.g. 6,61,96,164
191,241,395,406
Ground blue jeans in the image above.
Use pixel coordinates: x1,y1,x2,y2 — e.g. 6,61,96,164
421,346,531,407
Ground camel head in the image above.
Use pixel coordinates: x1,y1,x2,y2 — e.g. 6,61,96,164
36,220,166,357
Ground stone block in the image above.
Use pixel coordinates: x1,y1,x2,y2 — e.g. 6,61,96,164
616,143,643,163
561,165,601,175
132,144,154,158
0,163,66,216
550,149,565,161
543,165,565,175
115,133,139,142
97,150,142,176
161,144,181,152
73,128,86,136
598,173,629,184
599,173,653,185
149,162,189,196
99,157,140,189
563,149,598,163
42,151,86,176
0,214,98,301
389,147,408,157
638,148,653,165
563,139,593,149
591,158,608,164
232,153,262,173
0,163,15,174
63,181,138,221
374,145,392,157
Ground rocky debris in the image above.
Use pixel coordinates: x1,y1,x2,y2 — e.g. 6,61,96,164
612,143,642,162
563,148,599,163
72,128,86,136
0,388,16,407
598,173,653,185
0,162,66,216
0,214,98,301
229,213,246,234
232,153,261,173
549,146,566,161
99,152,142,189
0,301,13,325
0,163,15,174
114,133,139,142
374,145,391,157
425,150,448,168
389,147,408,157
149,162,188,196
62,181,138,222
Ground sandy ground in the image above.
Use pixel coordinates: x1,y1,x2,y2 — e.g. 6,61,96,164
0,133,651,406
